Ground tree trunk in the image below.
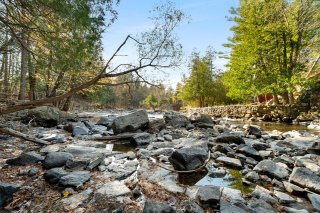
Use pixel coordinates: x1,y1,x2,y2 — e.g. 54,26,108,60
28,55,36,100
281,91,290,105
18,33,28,100
3,46,9,99
273,92,279,105
62,95,72,111
289,92,294,104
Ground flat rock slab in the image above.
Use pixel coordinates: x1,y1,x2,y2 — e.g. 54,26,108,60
6,151,44,166
253,159,289,179
56,188,93,211
143,200,176,213
289,167,320,194
196,186,221,208
283,181,306,196
43,152,73,169
274,190,295,204
59,171,91,188
216,156,242,168
214,135,245,144
220,200,248,213
95,181,131,198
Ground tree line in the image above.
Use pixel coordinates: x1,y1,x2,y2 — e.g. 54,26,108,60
177,0,320,108
0,1,186,114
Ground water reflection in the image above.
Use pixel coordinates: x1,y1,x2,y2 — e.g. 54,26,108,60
178,168,253,194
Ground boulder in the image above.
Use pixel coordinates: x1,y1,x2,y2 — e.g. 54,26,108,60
245,125,262,138
72,125,90,137
26,106,60,127
253,160,289,179
143,200,176,213
112,110,149,134
0,182,20,209
130,133,152,146
6,151,44,166
289,167,320,193
215,135,245,144
196,186,221,208
148,118,166,133
237,145,262,160
43,152,73,169
189,112,214,124
169,147,208,171
216,156,242,169
44,167,68,184
163,111,190,128
307,141,320,155
220,200,248,213
59,171,91,188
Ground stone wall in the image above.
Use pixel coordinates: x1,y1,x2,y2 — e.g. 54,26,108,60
187,104,314,121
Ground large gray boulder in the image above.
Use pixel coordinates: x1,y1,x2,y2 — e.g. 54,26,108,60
163,111,190,128
169,147,208,171
0,182,20,209
95,181,131,198
6,151,44,166
112,110,149,134
26,106,60,127
253,160,289,179
43,152,73,169
216,156,242,169
189,112,214,124
289,167,320,193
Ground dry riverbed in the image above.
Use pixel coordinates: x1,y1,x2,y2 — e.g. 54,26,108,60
0,107,320,212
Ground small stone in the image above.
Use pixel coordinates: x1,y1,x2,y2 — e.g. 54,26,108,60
44,167,68,184
253,159,289,179
59,171,91,188
307,193,320,212
283,181,305,196
164,135,173,141
143,200,175,213
6,151,44,166
196,186,221,208
215,135,245,144
28,167,39,176
252,185,277,204
95,180,131,198
130,133,152,146
216,156,242,168
248,198,275,213
274,190,295,204
245,171,259,182
169,147,208,171
185,201,204,213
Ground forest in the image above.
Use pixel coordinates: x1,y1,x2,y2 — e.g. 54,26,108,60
0,0,319,112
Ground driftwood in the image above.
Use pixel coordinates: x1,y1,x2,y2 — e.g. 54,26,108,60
92,133,136,141
153,151,211,173
0,127,49,145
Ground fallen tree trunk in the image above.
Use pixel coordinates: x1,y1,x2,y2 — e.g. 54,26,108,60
0,127,49,145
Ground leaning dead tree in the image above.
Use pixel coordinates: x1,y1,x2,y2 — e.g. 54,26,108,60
0,3,186,115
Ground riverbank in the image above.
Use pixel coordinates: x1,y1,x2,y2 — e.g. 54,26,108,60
0,107,320,212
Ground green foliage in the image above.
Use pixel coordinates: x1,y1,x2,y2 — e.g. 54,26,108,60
178,49,229,107
90,86,117,107
142,94,158,110
223,0,320,104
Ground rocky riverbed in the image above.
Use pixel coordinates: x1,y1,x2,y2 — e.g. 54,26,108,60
1,106,320,212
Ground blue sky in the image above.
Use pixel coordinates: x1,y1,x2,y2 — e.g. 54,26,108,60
102,0,239,88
